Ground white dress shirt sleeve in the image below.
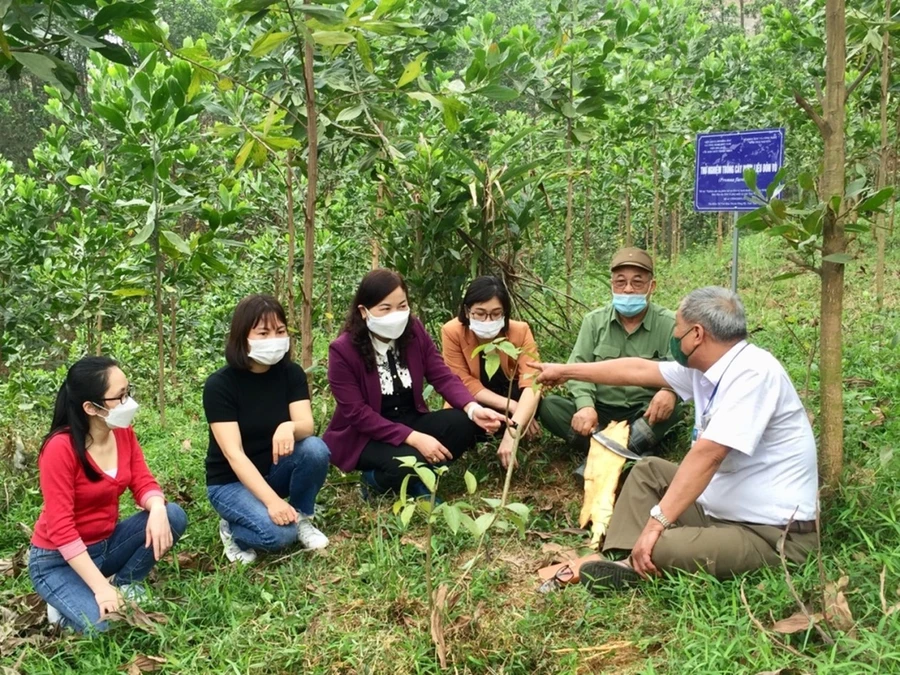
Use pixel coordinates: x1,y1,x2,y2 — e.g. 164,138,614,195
658,361,694,402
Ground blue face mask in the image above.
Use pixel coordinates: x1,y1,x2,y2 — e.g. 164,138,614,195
612,293,648,317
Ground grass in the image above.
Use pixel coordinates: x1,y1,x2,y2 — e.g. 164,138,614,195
2,233,900,674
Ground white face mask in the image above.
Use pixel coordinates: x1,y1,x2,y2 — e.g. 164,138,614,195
469,317,505,340
100,397,139,429
366,308,410,340
248,337,290,365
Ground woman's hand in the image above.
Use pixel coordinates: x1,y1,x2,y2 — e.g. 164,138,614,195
525,418,542,440
470,406,507,434
267,498,298,526
94,583,124,616
408,431,453,464
145,502,173,561
497,434,516,469
272,421,296,465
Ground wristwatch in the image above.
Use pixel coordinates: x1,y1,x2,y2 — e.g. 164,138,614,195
650,504,673,529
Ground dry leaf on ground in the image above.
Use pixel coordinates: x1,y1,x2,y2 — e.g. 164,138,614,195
823,575,855,635
120,655,166,675
754,670,810,675
539,542,581,565
399,535,426,551
106,604,168,632
770,611,823,634
867,407,886,427
174,550,215,572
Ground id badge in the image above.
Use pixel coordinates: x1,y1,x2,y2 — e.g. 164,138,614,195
692,414,712,442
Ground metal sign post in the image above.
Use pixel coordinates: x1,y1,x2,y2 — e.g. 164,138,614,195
693,128,785,293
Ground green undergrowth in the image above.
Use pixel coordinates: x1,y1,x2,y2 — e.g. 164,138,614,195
2,233,900,674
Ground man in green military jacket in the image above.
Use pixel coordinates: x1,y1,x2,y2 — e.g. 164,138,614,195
539,247,682,464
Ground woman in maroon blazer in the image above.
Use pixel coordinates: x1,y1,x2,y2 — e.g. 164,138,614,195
324,269,506,497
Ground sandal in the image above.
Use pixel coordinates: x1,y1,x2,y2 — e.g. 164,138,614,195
579,560,642,593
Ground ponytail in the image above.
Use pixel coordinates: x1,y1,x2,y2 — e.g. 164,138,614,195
39,356,117,482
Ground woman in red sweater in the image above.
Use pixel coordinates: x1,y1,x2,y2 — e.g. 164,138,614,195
29,356,187,634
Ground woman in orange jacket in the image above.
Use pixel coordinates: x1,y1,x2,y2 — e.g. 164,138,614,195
441,276,542,469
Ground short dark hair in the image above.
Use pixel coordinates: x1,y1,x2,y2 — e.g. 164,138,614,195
342,269,412,371
225,294,289,370
458,275,511,332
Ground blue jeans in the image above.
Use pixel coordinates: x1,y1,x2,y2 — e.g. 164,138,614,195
28,503,188,634
206,436,330,553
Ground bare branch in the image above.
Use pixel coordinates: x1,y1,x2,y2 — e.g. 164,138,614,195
787,253,822,277
778,511,835,645
739,579,810,661
845,54,877,102
793,90,829,135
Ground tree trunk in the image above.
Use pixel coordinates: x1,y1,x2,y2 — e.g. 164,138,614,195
818,0,847,489
286,152,297,332
150,158,165,426
716,212,724,256
875,0,891,311
651,145,660,261
168,293,177,386
565,120,574,313
739,0,745,32
94,297,104,356
624,179,633,247
326,255,334,335
372,182,383,269
300,0,317,370
583,149,591,267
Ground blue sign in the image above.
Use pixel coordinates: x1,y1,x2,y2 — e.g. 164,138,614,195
694,128,785,212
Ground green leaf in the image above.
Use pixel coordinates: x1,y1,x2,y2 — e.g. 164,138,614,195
132,205,156,246
799,172,816,192
484,352,500,380
822,253,854,265
302,4,346,22
475,84,518,101
235,139,254,171
397,53,426,88
743,167,758,193
442,505,461,534
65,175,84,186
231,0,279,12
111,288,151,298
474,513,494,537
772,271,803,281
312,31,356,46
400,502,416,527
845,176,866,199
460,512,480,538
92,103,128,132
355,32,374,73
249,31,292,57
414,467,436,492
264,136,302,149
495,340,520,358
12,53,79,92
94,2,155,26
482,497,501,508
857,187,894,213
464,470,477,495
162,230,191,256
504,503,530,520
336,104,363,123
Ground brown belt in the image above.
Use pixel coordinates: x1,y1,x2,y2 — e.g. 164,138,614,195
786,520,817,534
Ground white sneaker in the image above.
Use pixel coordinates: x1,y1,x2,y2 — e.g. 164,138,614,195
46,604,62,626
118,583,147,603
296,518,329,550
218,519,257,564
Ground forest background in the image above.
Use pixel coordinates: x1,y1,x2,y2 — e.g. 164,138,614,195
1,0,900,673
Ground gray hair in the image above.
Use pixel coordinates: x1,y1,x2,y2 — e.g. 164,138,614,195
679,287,747,342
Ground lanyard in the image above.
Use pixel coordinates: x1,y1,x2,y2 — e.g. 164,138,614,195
692,343,750,444
700,343,750,419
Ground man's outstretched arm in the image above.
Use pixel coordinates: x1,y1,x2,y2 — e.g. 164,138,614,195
531,358,669,390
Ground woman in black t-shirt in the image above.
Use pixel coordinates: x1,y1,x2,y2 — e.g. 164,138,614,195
203,294,330,564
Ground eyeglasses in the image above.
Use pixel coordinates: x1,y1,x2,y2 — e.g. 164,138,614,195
470,310,505,321
99,384,134,406
612,278,649,292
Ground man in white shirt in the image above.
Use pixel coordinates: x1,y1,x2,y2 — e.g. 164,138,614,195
534,286,818,591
